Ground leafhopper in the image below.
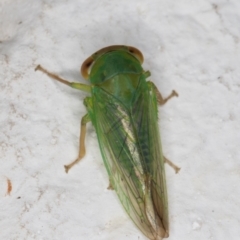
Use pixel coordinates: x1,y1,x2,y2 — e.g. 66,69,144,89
36,45,179,239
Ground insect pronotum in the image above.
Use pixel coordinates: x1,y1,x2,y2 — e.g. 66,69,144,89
36,45,180,240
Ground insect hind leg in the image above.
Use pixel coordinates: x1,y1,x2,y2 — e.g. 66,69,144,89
164,156,180,173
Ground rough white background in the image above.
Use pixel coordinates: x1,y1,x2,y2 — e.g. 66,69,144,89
0,0,240,239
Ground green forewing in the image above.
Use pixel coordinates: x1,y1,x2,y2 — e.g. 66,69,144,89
86,72,168,239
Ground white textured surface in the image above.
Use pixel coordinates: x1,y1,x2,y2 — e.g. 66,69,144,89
0,0,240,239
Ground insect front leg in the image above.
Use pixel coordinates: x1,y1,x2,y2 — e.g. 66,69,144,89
35,65,91,92
64,114,90,173
149,81,178,106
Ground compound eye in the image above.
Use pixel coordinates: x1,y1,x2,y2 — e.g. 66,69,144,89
128,46,144,64
81,57,94,79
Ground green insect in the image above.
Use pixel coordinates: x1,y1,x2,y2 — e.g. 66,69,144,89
35,45,179,240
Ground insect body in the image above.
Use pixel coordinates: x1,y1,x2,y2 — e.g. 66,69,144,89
36,45,179,240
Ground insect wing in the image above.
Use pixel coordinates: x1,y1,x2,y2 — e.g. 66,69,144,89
91,75,168,239
147,82,169,236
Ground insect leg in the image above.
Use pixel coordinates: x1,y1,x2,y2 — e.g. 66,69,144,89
64,114,90,173
107,181,114,190
149,81,178,106
35,65,91,92
163,156,180,174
